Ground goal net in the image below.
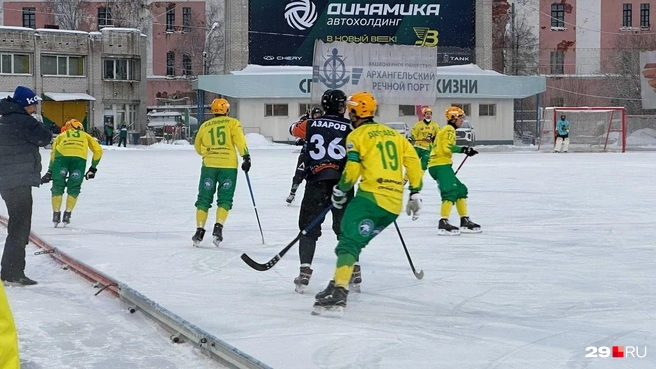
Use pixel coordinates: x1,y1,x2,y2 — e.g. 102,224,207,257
537,107,626,152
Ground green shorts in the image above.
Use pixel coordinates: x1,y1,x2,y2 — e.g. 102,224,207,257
428,164,468,203
335,196,398,259
50,156,87,197
194,166,238,211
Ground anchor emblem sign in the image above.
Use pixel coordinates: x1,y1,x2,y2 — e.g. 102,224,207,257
313,48,363,90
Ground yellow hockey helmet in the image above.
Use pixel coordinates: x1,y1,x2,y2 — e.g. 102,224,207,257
211,98,230,115
445,106,465,121
422,106,433,115
346,92,377,119
65,119,84,131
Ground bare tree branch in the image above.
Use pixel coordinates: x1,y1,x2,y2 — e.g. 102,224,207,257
175,2,224,76
605,32,656,113
44,0,90,30
106,0,151,32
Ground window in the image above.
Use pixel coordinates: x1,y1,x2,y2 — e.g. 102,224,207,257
182,7,192,32
41,55,84,76
98,7,112,29
265,104,288,117
550,3,565,28
166,52,175,76
0,53,30,74
450,103,471,116
299,103,312,117
641,3,650,28
182,54,192,76
550,97,564,107
22,8,36,29
550,51,564,74
623,4,633,27
166,4,175,32
479,104,496,117
399,105,415,116
103,59,138,80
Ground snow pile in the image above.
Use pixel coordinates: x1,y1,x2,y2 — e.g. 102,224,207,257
626,128,656,146
246,133,276,147
146,140,194,150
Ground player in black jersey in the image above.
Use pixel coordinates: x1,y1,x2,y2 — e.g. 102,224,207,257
289,90,354,293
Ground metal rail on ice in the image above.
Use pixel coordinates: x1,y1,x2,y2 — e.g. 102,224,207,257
0,216,273,369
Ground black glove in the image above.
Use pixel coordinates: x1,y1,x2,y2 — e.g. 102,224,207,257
461,147,478,157
241,155,251,172
85,167,97,180
41,171,52,184
295,138,306,146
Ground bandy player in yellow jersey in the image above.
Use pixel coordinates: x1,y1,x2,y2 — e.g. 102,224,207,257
41,119,103,227
192,98,251,247
312,91,423,316
410,106,440,171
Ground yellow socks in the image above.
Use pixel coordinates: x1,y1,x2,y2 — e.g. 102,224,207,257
196,209,208,228
334,265,355,289
51,195,62,212
216,207,229,225
440,201,453,218
65,195,78,212
456,199,468,217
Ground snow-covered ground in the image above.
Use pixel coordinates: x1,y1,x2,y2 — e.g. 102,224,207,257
1,139,655,369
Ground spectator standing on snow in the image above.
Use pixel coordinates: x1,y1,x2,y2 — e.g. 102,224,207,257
0,86,51,286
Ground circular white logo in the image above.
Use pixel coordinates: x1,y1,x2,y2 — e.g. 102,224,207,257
285,0,318,31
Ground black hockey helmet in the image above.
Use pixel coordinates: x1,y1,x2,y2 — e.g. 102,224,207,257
311,107,323,116
321,89,347,114
560,114,566,120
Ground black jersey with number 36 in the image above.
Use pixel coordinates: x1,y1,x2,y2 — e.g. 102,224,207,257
304,114,352,182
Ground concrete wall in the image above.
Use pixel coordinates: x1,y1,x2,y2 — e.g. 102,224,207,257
234,97,515,144
0,27,147,132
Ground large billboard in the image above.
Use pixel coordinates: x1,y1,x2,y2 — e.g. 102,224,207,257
249,0,476,66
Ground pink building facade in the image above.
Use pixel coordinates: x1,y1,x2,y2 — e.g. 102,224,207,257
532,0,656,108
1,1,217,107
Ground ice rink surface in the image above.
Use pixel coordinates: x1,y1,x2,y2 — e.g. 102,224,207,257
2,140,654,369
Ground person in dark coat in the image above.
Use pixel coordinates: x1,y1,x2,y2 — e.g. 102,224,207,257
0,86,52,285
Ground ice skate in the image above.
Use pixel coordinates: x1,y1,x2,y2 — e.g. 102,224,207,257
192,228,206,247
62,211,72,227
293,265,313,294
460,217,482,233
212,223,223,247
438,218,460,236
312,280,348,316
349,263,362,293
285,193,295,205
53,211,61,228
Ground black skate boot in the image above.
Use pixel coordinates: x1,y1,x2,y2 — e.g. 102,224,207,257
212,223,223,247
312,280,348,316
192,228,206,247
285,192,295,204
349,263,362,293
53,211,61,228
62,211,72,226
438,218,460,236
293,264,313,294
460,217,482,233
2,274,38,286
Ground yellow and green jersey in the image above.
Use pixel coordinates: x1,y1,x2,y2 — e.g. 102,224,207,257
428,124,462,167
338,121,423,215
50,129,103,168
194,115,249,168
0,283,19,369
410,120,440,150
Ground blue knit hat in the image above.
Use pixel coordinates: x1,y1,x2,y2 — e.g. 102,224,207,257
12,86,39,107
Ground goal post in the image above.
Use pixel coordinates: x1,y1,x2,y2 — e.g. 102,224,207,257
538,107,627,152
